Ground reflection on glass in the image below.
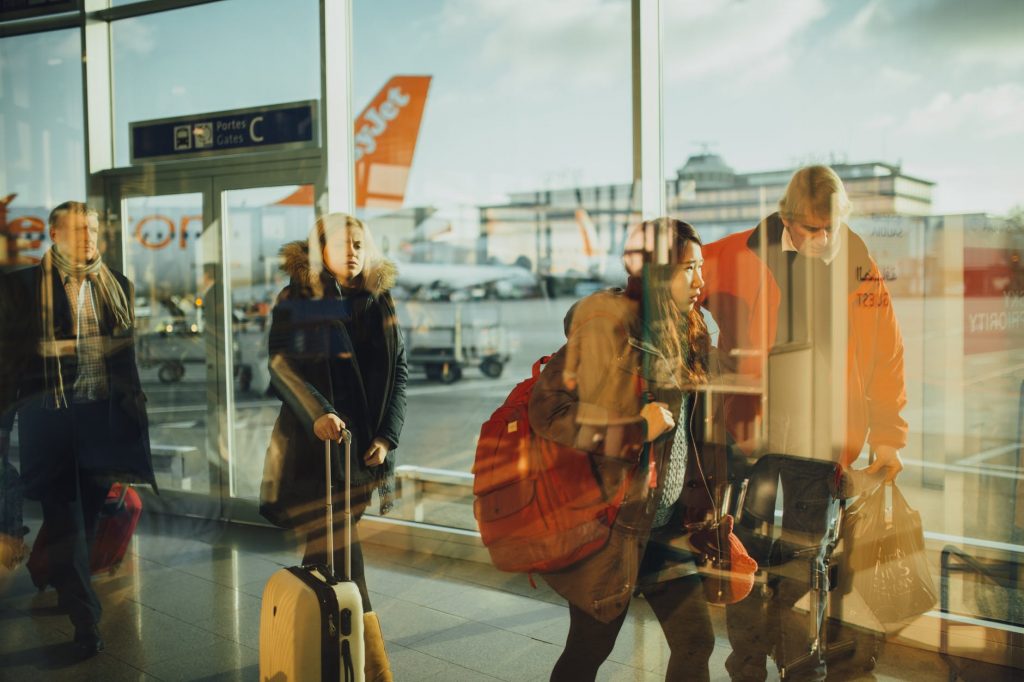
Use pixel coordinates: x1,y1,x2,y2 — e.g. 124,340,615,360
0,28,85,232
352,0,632,529
124,193,211,495
660,0,1024,668
110,0,319,167
222,186,315,500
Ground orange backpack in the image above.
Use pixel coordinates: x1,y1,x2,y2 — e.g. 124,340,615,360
472,355,630,574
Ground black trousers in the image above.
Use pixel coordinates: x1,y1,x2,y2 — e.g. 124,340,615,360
23,399,118,630
550,573,715,682
40,467,110,629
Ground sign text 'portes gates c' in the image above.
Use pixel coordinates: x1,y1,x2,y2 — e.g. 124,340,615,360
130,101,318,164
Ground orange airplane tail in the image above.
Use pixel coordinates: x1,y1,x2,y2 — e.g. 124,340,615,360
276,75,431,210
575,208,601,259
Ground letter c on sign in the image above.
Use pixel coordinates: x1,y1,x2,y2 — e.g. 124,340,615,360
249,116,265,143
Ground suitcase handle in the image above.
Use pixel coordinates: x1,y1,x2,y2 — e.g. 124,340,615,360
325,429,353,582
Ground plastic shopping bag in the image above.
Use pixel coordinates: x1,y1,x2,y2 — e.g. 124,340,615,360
841,483,937,632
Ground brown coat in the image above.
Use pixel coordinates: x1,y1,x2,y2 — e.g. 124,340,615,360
528,289,727,623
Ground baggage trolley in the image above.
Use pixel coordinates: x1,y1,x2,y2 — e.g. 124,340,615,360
728,453,886,679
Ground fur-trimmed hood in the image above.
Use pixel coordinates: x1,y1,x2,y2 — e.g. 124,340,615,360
279,240,397,296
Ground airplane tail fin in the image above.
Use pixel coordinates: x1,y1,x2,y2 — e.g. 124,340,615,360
575,208,602,259
275,75,431,209
355,75,431,209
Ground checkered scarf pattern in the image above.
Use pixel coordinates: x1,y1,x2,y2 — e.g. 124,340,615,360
40,246,128,407
652,395,689,528
62,276,108,401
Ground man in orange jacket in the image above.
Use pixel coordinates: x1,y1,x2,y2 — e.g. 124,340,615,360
699,165,906,680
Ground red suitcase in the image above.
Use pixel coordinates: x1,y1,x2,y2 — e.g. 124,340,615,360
27,483,142,590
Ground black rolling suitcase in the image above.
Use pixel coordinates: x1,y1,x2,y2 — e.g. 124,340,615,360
260,430,365,681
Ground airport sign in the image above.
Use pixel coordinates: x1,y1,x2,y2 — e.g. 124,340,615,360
130,100,318,164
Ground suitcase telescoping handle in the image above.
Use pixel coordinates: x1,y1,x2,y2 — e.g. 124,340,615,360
324,429,353,582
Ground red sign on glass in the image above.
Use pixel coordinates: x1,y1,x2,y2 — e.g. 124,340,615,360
964,247,1024,354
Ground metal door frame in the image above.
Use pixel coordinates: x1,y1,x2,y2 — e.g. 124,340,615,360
98,153,321,521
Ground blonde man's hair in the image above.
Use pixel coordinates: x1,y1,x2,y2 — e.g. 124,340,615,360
778,165,852,222
48,200,99,234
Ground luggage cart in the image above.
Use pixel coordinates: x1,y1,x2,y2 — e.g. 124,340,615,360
402,302,510,384
728,453,886,680
137,327,205,384
137,322,252,388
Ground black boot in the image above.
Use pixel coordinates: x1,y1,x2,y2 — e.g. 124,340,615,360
73,624,104,657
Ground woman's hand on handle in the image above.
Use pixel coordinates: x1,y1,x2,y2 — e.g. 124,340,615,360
641,402,674,442
313,413,346,442
364,438,391,467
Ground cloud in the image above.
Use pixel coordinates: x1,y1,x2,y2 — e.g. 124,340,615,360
902,83,1024,139
841,0,1024,70
879,66,921,87
837,0,888,48
434,0,828,89
438,0,630,90
661,0,827,83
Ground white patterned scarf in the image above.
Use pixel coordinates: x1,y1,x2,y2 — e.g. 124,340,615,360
40,246,132,407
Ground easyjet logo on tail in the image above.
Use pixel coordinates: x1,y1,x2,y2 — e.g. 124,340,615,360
354,75,431,209
354,86,411,160
275,75,431,210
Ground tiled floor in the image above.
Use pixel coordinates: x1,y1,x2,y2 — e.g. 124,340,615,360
0,508,1015,681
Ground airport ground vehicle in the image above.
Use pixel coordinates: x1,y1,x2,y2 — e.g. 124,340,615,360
136,306,259,390
401,301,510,384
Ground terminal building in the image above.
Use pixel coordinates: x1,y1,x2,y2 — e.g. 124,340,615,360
481,153,935,280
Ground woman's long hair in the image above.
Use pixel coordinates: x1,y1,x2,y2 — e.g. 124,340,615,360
623,217,710,388
308,212,384,292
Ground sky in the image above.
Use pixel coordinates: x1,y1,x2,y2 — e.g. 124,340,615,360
1,0,1022,216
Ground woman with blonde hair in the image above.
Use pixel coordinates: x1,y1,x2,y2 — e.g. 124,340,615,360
260,213,407,682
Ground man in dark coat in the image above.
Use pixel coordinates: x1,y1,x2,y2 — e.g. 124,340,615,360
0,201,155,657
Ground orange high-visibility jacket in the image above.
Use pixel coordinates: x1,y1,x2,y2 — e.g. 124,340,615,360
699,213,908,467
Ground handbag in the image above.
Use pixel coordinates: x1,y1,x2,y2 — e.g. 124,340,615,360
681,515,759,605
841,483,937,632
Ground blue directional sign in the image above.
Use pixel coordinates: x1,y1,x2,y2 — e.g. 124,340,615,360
130,101,318,164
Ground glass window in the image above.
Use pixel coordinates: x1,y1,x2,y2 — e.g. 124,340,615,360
124,191,213,495
110,0,319,167
0,28,85,265
353,0,632,529
221,185,315,500
663,0,1024,655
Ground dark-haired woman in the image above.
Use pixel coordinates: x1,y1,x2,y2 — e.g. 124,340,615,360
261,213,406,682
529,218,735,682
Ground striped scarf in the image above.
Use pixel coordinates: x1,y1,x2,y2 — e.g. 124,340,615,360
40,246,132,407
